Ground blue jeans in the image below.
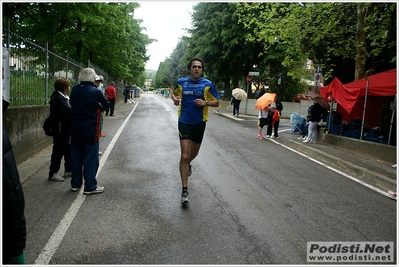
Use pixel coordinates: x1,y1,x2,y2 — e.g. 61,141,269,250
70,142,99,192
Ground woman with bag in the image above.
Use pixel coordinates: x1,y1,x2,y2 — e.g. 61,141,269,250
266,94,283,139
48,78,72,182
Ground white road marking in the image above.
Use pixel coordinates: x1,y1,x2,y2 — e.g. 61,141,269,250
34,103,140,264
269,129,390,197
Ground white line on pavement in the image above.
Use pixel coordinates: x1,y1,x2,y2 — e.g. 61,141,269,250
268,135,390,198
34,103,139,264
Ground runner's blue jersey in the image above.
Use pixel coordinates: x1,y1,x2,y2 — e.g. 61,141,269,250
173,77,220,124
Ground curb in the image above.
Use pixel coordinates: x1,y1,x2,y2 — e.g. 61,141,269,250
284,139,396,190
213,108,396,192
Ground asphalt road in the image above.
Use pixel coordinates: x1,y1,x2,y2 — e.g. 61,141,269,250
22,93,396,264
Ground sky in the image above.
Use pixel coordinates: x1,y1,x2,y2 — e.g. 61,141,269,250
134,1,199,70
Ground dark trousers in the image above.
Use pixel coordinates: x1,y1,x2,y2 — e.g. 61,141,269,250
70,141,99,192
49,134,71,178
267,119,280,137
106,98,115,116
233,103,240,115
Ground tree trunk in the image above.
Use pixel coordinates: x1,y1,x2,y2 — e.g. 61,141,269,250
355,3,367,80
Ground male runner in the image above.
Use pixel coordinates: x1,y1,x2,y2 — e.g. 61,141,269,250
171,57,220,203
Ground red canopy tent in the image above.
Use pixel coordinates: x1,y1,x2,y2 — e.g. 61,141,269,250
320,69,396,114
320,77,361,114
319,69,396,143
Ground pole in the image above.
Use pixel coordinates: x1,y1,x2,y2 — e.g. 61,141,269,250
388,94,396,146
360,78,369,140
245,81,249,115
66,54,69,79
45,42,49,105
328,93,333,133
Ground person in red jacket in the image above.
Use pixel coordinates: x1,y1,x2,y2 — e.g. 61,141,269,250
104,81,116,116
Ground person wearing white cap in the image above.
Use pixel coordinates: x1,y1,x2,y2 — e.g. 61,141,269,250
69,68,110,194
94,75,107,137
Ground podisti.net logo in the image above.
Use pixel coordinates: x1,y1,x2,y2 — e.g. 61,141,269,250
307,242,394,263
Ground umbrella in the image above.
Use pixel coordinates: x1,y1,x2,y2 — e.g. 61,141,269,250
307,91,330,110
232,88,247,100
255,93,276,109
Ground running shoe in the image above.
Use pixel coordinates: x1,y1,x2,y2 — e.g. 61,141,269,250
257,135,265,139
181,189,190,203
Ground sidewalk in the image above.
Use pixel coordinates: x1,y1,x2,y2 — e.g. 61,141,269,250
16,100,137,184
213,109,397,195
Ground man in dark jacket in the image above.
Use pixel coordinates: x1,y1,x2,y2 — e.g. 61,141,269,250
303,102,328,143
3,99,27,264
70,68,110,194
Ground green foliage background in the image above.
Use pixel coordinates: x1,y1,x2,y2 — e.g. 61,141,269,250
153,2,396,101
3,2,396,102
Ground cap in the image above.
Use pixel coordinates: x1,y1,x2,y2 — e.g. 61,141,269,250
95,75,102,81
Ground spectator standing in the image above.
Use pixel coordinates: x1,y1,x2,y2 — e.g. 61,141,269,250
69,68,110,194
105,81,116,116
94,75,106,137
257,107,270,139
230,96,241,117
171,57,220,203
123,85,130,103
303,102,327,144
266,94,283,139
48,78,72,182
3,99,27,264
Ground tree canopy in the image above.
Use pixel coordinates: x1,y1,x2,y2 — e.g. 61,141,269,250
3,2,153,85
155,2,396,100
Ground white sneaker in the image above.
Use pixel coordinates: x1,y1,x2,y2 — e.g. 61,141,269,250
83,186,104,195
49,172,65,182
265,135,270,138
71,186,82,192
303,139,311,143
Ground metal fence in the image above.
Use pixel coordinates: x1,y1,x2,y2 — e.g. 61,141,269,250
3,30,124,106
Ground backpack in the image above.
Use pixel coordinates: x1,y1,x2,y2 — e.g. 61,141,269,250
42,116,59,136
